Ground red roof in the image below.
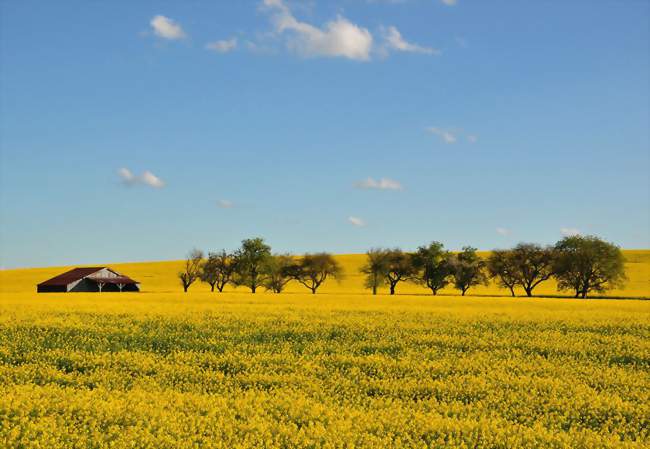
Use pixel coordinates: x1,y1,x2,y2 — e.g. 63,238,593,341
37,267,138,287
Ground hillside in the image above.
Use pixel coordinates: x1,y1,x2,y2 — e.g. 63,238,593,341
2,250,649,298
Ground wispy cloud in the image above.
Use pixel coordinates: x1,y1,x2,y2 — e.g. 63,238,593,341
496,227,511,237
262,0,373,61
426,127,457,144
383,26,439,55
118,168,137,185
118,168,165,188
441,0,458,6
348,216,366,227
217,199,234,208
426,126,477,144
561,227,581,237
206,38,238,53
354,177,403,190
150,15,186,40
140,171,165,188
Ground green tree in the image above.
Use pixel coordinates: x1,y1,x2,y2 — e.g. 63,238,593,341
232,237,272,293
200,250,236,292
487,249,519,297
360,248,390,295
511,243,555,297
178,249,204,293
553,235,626,298
292,253,343,294
412,242,453,295
384,249,416,295
450,247,487,296
263,254,296,293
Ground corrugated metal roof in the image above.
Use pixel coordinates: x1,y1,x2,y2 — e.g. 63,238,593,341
37,267,138,287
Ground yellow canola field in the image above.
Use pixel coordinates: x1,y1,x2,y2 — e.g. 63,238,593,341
0,252,649,448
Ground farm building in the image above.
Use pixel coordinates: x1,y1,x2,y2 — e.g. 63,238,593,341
37,267,140,293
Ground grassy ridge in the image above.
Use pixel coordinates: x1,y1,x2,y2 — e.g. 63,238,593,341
1,250,649,298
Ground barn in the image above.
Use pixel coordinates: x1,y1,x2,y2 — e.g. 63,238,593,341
37,267,140,293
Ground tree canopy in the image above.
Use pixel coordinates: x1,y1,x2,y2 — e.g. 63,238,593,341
412,242,453,295
232,238,272,293
450,247,487,296
292,253,343,294
553,236,626,298
178,249,204,293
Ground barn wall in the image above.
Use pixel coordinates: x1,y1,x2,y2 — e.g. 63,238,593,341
69,279,100,292
87,268,120,280
68,279,140,292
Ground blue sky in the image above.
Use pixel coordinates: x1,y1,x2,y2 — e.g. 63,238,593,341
1,0,648,268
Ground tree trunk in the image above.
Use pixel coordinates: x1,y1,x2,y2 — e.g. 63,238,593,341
525,287,533,297
581,290,588,299
183,284,188,293
210,284,215,292
390,284,395,295
461,287,467,296
251,284,256,294
431,288,437,296
372,285,377,295
311,287,317,294
509,286,516,297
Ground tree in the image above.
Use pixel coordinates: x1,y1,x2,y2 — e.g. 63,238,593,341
178,249,204,293
487,249,519,297
293,253,343,294
263,254,296,293
232,237,272,293
412,242,453,295
383,249,416,295
450,247,487,296
200,250,236,292
553,235,626,298
360,248,390,295
511,243,555,297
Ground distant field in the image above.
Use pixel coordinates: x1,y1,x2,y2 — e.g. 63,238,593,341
2,250,649,298
0,252,649,448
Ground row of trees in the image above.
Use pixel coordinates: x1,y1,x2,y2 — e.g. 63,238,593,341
179,235,626,298
361,236,626,298
179,238,343,294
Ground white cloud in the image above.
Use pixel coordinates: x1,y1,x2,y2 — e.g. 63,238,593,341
561,227,581,237
496,227,511,237
263,0,373,61
118,168,165,188
441,0,458,5
141,171,165,188
426,127,457,144
206,38,238,53
383,26,439,55
118,168,137,185
348,216,366,227
427,127,478,144
150,15,186,40
217,199,234,208
355,177,403,190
